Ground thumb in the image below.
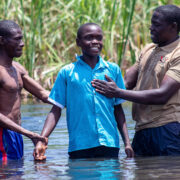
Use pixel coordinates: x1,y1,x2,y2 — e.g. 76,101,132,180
105,75,113,82
33,148,39,158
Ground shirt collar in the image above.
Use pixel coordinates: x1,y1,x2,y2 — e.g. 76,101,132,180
157,37,180,53
76,55,109,70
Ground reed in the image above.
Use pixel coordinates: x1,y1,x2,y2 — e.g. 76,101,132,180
0,0,179,87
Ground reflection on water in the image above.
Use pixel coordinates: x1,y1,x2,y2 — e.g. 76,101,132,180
0,102,180,179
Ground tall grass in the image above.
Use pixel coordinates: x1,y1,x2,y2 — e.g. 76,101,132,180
0,0,179,87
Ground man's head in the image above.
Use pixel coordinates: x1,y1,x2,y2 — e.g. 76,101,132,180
0,20,24,58
150,5,180,46
76,23,103,57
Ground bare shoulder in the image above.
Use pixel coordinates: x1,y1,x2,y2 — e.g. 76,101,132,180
12,61,28,76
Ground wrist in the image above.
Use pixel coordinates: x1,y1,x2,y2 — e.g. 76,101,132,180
124,141,131,147
115,88,122,98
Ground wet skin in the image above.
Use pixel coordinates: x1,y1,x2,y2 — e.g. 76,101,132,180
0,27,49,146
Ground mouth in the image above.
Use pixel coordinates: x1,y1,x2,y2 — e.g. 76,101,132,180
91,47,99,50
16,49,23,52
150,32,157,39
90,46,101,51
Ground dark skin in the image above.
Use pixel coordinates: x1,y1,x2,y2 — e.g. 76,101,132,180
0,26,49,146
34,24,134,161
91,11,180,105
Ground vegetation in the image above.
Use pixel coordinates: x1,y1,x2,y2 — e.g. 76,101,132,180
0,0,179,88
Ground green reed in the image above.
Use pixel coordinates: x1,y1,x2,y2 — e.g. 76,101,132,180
0,0,179,87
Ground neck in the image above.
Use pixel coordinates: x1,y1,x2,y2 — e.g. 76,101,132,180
0,51,13,67
158,35,179,47
81,54,99,69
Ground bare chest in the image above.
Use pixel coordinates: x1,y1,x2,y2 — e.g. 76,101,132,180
0,67,23,93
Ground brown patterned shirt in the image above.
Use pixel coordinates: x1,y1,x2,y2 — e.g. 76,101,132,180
132,38,180,131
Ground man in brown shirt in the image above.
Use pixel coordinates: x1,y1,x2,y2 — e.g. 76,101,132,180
92,5,180,156
0,20,48,160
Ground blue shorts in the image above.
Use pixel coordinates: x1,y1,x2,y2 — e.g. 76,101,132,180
0,128,23,160
132,122,180,156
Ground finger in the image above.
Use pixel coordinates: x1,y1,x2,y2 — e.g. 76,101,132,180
105,75,113,82
92,81,106,89
125,148,134,158
34,155,46,161
91,79,107,85
95,89,106,95
34,149,40,158
33,150,36,158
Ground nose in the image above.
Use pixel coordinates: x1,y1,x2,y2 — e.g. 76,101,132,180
150,24,155,31
92,38,98,44
20,39,24,47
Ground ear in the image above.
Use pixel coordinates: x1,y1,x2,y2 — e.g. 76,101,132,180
0,36,4,45
171,22,178,32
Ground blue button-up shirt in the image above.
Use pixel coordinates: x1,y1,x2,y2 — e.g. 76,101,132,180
48,55,126,152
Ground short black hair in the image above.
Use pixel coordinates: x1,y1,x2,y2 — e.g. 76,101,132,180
154,5,180,32
77,23,102,39
0,20,20,38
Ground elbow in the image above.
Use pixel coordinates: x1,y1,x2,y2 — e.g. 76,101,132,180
157,96,169,105
125,81,136,90
41,91,50,103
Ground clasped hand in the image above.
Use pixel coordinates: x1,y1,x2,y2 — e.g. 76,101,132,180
33,140,48,161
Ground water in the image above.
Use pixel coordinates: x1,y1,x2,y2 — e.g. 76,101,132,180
0,102,180,180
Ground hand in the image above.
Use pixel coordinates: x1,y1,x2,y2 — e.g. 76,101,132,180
33,141,48,161
125,145,134,158
30,132,48,146
91,75,119,98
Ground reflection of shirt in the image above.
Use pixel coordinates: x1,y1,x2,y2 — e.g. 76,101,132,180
133,38,180,131
48,55,126,152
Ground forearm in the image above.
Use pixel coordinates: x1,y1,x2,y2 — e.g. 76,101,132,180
114,105,131,146
40,105,61,137
23,75,50,104
0,113,35,138
115,88,167,105
25,86,50,103
35,89,50,104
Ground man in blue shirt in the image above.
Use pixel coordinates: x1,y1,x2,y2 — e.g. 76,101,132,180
33,23,134,160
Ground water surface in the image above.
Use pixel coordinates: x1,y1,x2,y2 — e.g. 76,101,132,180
0,102,180,180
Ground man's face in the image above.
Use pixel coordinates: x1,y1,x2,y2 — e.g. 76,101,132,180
77,25,103,57
4,27,24,58
150,11,173,46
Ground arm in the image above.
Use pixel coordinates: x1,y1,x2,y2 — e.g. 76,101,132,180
114,105,134,158
23,74,50,103
92,75,180,105
13,61,50,103
124,65,138,90
0,113,47,145
33,105,62,160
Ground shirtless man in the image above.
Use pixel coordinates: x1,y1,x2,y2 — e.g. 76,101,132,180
0,20,48,160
